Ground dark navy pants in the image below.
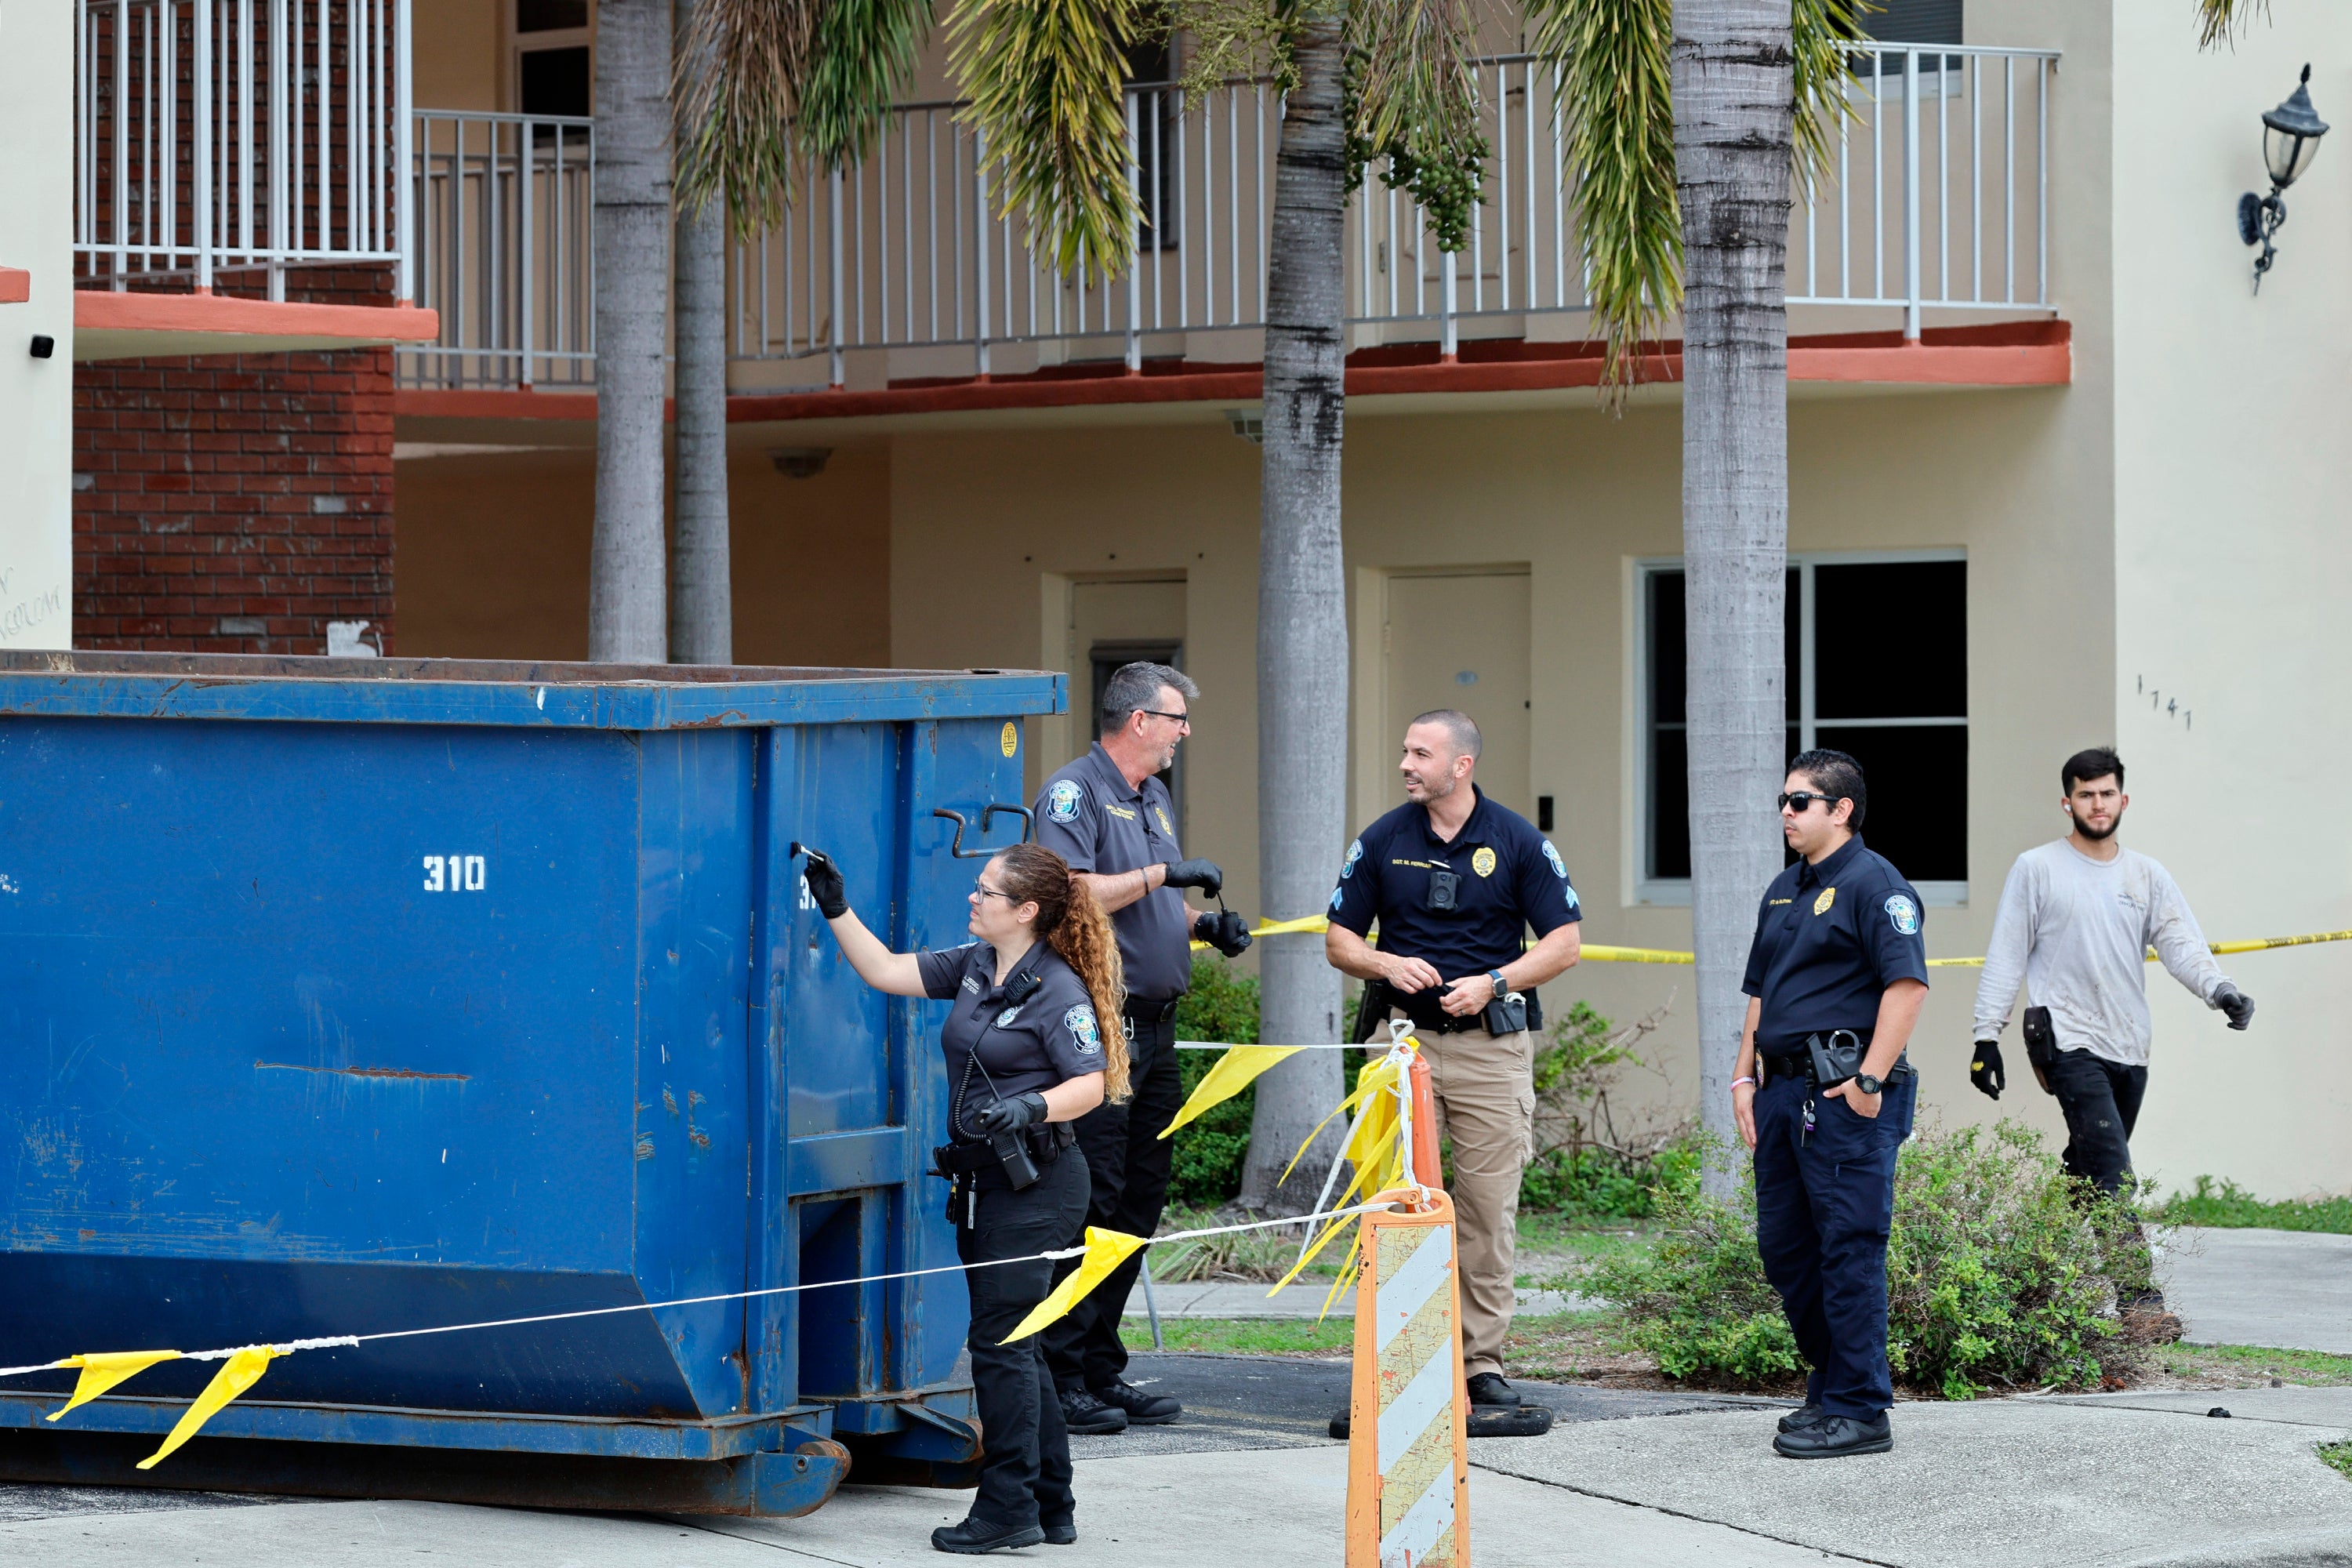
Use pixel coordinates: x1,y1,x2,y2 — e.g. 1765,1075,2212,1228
1751,1071,1916,1420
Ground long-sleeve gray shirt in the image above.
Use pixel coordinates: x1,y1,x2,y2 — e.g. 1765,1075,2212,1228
1971,840,2233,1067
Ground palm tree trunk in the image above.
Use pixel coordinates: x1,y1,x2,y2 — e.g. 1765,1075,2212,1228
1674,0,1793,1194
668,0,731,667
1239,16,1349,1214
590,0,673,663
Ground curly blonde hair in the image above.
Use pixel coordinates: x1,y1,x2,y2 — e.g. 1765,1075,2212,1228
992,842,1131,1102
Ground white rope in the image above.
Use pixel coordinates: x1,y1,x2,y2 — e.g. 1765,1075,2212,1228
1175,1040,1363,1051
0,1201,1401,1376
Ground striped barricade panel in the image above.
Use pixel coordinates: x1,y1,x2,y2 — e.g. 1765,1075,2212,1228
1346,1190,1470,1568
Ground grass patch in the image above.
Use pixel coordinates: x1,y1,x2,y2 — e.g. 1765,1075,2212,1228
1119,1316,1355,1356
2160,1342,2352,1388
2321,1441,2352,1481
2155,1177,2352,1235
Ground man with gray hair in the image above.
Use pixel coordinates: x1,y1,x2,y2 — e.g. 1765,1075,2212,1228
1326,710,1583,1412
1033,661,1253,1433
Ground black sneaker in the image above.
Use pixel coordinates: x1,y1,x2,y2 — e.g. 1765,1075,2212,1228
1058,1388,1130,1435
931,1515,1047,1554
1040,1519,1078,1546
1092,1378,1181,1425
1465,1372,1518,1408
1776,1403,1828,1434
1773,1412,1893,1459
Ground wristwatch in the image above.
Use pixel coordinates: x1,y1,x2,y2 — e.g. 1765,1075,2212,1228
1486,969,1508,996
1853,1073,1883,1096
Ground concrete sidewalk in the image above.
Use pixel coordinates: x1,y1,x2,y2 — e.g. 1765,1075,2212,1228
2163,1226,2352,1356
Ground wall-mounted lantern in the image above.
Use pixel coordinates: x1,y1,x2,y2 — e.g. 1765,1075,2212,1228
2238,64,2329,293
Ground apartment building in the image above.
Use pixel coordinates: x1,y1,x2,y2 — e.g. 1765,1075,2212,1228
13,0,2351,1196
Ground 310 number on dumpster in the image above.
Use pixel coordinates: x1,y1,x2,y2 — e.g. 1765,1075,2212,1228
423,855,488,892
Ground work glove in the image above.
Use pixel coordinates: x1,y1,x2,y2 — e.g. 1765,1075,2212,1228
2216,985,2256,1031
971,1091,1048,1136
1195,909,1254,957
1969,1040,2005,1100
1162,858,1225,897
798,847,849,919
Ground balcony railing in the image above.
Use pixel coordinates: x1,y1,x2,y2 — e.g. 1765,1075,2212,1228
395,41,2056,392
74,0,414,297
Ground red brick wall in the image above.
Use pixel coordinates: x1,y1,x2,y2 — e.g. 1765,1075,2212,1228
72,273,397,655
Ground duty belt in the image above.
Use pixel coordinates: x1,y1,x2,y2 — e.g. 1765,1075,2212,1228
931,1121,1076,1176
1123,996,1181,1024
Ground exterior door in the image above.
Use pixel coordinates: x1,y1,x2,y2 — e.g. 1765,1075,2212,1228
1380,569,1533,820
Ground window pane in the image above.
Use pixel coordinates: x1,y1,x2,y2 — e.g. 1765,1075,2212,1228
1814,561,1965,719
1648,569,1685,724
517,0,587,31
1785,568,1801,723
1864,0,1962,45
1650,728,1690,880
519,46,591,118
1813,724,1968,882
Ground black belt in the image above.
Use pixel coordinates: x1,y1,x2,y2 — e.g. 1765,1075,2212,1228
931,1121,1076,1176
1123,996,1181,1024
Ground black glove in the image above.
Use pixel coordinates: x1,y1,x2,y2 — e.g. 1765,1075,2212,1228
971,1091,1048,1137
798,847,849,919
1969,1039,2005,1100
2216,985,2256,1031
1162,858,1225,896
1195,909,1254,957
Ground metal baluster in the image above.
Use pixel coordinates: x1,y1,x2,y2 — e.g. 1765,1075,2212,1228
1902,49,1919,339
1225,89,1238,323
1871,49,1883,303
1254,82,1266,324
1936,50,1947,310
974,127,990,376
1969,54,1980,302
2004,56,2014,303
2037,56,2047,305
1126,89,1142,372
829,165,846,387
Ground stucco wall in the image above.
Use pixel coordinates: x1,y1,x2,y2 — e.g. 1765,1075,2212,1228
0,0,75,649
2107,8,2352,1200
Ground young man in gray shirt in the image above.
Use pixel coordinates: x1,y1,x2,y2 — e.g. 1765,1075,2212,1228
1970,748,2255,1210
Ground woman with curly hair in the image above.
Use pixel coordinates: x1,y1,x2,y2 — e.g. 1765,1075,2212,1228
797,839,1127,1555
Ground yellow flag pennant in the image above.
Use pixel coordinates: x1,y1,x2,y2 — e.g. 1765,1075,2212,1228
45,1350,183,1421
1000,1229,1149,1344
1159,1045,1303,1139
138,1346,277,1469
1276,1054,1403,1187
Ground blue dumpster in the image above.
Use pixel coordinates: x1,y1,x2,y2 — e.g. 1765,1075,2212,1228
0,652,1064,1515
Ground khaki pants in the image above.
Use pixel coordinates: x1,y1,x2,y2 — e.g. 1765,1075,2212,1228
1396,1014,1535,1378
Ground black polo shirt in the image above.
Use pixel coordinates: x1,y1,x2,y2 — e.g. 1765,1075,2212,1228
1034,742,1192,1004
1741,833,1930,1055
917,938,1108,1138
1328,785,1581,983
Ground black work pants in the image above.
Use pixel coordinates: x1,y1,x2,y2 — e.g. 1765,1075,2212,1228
958,1149,1091,1530
1044,1014,1181,1394
1751,1071,1917,1421
2048,1047,2148,1197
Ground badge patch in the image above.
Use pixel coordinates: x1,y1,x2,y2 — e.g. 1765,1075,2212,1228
1885,894,1920,935
1542,840,1569,880
999,721,1018,758
1472,846,1497,878
1045,779,1084,823
1340,839,1364,879
995,1005,1025,1027
1064,1005,1103,1056
1813,887,1837,917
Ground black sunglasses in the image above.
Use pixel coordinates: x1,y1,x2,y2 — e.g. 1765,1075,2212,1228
1777,790,1844,814
1138,708,1192,729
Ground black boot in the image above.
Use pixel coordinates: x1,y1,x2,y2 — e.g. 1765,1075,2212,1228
1776,1403,1828,1434
931,1515,1047,1554
1092,1378,1181,1425
1057,1388,1129,1435
1465,1372,1517,1408
1773,1412,1893,1459
1040,1517,1078,1546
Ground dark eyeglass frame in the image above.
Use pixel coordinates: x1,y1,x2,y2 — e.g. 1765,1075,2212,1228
1138,707,1192,729
971,880,1022,904
1777,790,1846,814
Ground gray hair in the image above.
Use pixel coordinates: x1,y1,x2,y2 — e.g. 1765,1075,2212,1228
1408,709,1483,760
1102,662,1198,735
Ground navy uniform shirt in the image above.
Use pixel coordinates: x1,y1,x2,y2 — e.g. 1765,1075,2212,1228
1741,833,1930,1055
1034,742,1192,1004
917,938,1107,1139
1328,785,1581,982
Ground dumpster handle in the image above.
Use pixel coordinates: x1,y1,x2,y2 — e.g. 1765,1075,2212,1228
934,804,1035,858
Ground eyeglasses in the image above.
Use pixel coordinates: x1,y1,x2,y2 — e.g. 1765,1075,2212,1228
971,881,1020,904
1777,791,1843,814
1138,708,1192,731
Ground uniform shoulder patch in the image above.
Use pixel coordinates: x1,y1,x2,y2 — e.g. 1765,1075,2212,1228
1471,846,1497,878
1064,1004,1103,1056
1813,887,1837,917
1541,840,1569,880
1045,778,1085,824
1884,893,1920,935
1340,838,1364,879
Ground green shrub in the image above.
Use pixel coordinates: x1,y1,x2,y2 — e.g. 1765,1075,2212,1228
2155,1176,2352,1236
1519,1143,1700,1219
1166,956,1260,1207
1592,1121,2153,1399
1519,998,1690,1220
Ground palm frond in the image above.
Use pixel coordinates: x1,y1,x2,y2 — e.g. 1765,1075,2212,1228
1533,0,1677,401
1792,0,1870,188
949,0,1144,280
2199,0,2267,50
1348,0,1486,251
803,0,933,170
673,0,820,234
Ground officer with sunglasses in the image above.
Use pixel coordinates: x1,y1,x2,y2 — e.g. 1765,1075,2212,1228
1731,749,1928,1460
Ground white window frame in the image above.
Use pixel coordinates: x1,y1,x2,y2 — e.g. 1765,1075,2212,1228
512,0,593,117
1633,547,1968,909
